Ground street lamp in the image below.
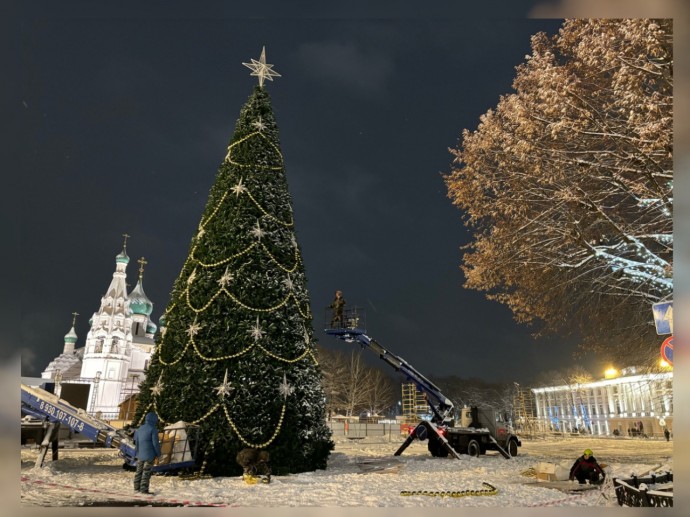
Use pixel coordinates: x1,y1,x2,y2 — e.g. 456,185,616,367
604,367,618,379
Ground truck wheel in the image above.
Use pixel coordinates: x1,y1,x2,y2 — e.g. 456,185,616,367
467,439,480,457
427,437,448,457
507,439,518,457
427,438,439,456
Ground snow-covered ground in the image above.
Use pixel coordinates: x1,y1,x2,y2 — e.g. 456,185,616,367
20,434,672,508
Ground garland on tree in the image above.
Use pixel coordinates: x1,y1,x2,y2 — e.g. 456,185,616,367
133,49,333,476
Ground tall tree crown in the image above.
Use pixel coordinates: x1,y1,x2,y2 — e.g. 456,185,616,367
445,19,672,364
134,85,333,476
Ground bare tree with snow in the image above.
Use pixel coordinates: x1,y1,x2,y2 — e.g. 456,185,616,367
318,347,394,417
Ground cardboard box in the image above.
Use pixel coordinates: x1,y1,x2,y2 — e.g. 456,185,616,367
536,463,556,481
535,462,569,481
161,439,174,455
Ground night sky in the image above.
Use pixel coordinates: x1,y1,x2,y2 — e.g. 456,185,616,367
10,1,616,384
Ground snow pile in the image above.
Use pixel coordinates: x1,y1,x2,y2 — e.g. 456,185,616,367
20,436,672,507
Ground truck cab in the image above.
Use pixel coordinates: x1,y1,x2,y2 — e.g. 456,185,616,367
456,406,521,457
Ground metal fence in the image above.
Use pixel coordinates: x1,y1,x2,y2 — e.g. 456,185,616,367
327,421,404,439
613,472,673,507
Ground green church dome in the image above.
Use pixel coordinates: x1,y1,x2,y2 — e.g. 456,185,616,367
129,280,153,316
64,326,78,344
116,249,130,264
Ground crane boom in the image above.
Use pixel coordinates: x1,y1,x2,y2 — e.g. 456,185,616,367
324,306,520,460
21,383,199,471
325,326,454,425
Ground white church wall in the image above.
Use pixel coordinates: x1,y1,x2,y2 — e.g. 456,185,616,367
41,246,158,421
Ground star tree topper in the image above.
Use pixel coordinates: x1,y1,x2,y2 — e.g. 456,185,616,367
242,46,281,87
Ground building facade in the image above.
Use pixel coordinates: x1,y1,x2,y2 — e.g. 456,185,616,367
531,368,673,438
41,246,158,420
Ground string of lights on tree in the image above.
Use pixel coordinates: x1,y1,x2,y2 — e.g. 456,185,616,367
136,47,320,451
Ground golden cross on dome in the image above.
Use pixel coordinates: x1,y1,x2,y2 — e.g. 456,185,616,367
122,233,131,250
71,312,79,326
137,257,147,280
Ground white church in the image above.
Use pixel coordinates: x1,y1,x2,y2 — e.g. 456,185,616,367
41,244,160,420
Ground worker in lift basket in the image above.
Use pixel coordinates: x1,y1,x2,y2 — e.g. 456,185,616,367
569,448,605,485
329,290,346,327
133,411,162,494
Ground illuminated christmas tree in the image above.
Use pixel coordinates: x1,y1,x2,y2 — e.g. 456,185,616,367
134,48,333,476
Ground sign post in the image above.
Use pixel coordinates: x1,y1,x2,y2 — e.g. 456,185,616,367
660,336,673,366
652,301,673,335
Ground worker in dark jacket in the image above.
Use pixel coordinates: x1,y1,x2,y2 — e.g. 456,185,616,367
133,411,162,494
569,448,605,485
329,290,346,327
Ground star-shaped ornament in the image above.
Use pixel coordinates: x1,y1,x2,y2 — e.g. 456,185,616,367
282,274,294,291
151,375,164,396
278,374,295,399
249,316,264,341
218,267,234,288
242,46,281,87
231,178,247,197
214,369,234,398
186,319,203,338
251,221,266,241
251,116,266,132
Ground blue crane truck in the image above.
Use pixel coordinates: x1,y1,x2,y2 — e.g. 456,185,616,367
21,383,199,472
325,307,521,459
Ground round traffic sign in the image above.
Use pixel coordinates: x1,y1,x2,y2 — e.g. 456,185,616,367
660,336,673,365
